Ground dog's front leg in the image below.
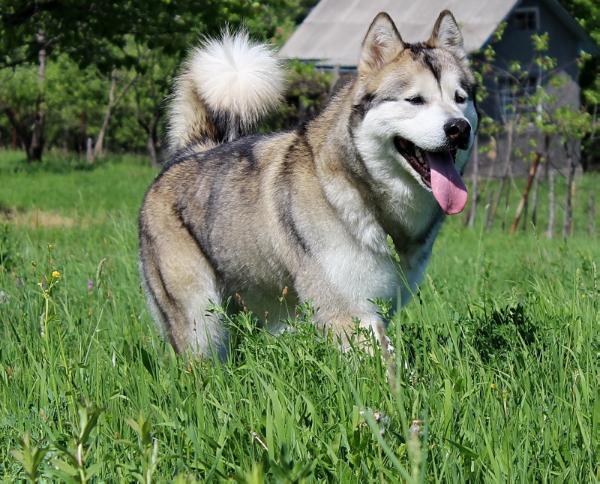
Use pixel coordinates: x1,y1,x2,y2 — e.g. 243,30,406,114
312,307,391,355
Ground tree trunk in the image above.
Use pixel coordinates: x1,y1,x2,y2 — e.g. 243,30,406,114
10,127,18,149
588,194,596,237
531,136,549,228
502,169,514,231
510,152,540,234
521,195,529,232
562,143,577,238
28,31,47,162
466,135,478,228
543,134,551,180
86,137,94,163
78,112,87,153
151,115,161,165
93,72,117,160
529,166,540,228
486,120,513,231
147,132,158,166
483,137,498,230
137,108,162,166
546,168,555,239
4,107,32,159
92,70,137,161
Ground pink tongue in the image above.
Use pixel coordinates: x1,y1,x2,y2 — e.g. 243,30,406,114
424,151,468,215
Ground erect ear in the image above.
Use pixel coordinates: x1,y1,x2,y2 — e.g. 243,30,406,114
358,12,404,75
428,10,466,61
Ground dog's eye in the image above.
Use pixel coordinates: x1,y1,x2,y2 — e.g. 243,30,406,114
406,96,425,105
455,92,467,104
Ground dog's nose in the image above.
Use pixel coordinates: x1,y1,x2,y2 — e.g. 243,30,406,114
444,118,471,149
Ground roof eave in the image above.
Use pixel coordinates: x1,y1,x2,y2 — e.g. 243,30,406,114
541,0,600,55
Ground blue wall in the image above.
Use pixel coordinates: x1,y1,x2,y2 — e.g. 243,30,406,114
480,0,581,120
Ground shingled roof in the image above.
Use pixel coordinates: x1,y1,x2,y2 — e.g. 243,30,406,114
279,0,598,66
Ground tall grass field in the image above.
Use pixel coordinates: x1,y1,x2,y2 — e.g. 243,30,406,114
0,151,598,482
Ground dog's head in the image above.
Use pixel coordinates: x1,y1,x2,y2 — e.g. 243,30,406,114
352,11,478,215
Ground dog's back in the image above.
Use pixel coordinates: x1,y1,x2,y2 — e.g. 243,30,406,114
139,32,288,357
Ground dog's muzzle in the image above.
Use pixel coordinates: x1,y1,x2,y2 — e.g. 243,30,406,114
444,118,470,150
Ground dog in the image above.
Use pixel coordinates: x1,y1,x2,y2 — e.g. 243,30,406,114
139,10,478,359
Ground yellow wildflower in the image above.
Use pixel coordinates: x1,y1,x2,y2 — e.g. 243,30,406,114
51,270,61,279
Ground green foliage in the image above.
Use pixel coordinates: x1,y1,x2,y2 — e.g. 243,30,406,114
0,1,320,160
45,56,109,147
470,303,537,362
560,0,600,159
11,433,48,483
0,63,42,144
127,415,160,483
472,17,597,169
0,0,318,69
240,0,319,45
51,403,104,483
0,64,39,109
2,1,596,163
264,60,333,131
560,0,600,45
0,224,18,272
0,1,212,70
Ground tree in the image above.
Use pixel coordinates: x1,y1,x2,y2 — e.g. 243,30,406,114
43,55,106,153
131,47,177,164
0,1,212,160
468,25,504,230
470,19,597,237
0,0,319,161
559,0,600,168
560,0,600,45
0,63,44,160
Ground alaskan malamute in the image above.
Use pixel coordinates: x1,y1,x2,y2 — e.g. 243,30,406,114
139,11,478,358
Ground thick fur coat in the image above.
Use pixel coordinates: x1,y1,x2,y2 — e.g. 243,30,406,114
139,11,478,358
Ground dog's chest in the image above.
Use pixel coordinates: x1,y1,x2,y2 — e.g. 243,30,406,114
317,229,438,313
320,239,400,304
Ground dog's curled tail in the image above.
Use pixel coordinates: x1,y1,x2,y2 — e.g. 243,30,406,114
168,31,284,152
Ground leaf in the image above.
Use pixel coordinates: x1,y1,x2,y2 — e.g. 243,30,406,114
53,458,79,477
79,403,104,444
11,434,49,480
445,438,479,460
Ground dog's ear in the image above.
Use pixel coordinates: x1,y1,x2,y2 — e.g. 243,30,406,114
428,10,466,62
359,13,404,74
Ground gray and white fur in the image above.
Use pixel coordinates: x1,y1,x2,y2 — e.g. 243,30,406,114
139,11,478,359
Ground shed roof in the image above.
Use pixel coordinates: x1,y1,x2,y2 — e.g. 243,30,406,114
279,0,599,66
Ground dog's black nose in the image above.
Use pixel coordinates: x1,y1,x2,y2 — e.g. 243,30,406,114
444,118,471,149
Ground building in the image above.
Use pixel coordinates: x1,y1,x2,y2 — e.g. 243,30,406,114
280,0,599,174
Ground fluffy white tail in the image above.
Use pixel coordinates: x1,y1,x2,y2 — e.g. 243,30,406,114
168,31,284,152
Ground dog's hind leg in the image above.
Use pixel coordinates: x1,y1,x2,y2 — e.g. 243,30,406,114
139,211,227,360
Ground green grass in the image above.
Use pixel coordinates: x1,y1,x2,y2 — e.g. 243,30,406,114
0,150,598,482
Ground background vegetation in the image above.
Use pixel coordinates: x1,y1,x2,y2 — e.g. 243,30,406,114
0,0,324,163
0,0,598,238
1,2,595,162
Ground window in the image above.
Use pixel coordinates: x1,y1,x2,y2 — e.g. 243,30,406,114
497,75,538,118
511,8,539,31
